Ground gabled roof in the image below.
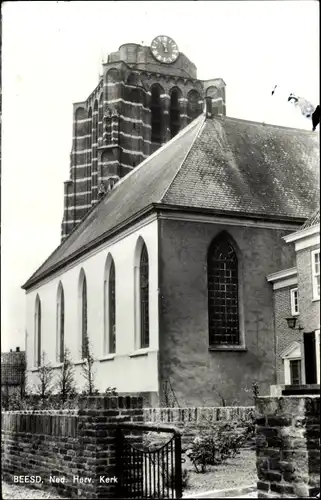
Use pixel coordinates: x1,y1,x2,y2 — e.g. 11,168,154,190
23,114,319,290
281,342,301,359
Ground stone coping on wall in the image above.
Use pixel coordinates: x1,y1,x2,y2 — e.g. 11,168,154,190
143,406,255,424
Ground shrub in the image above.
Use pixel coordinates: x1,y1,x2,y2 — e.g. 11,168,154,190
187,416,254,473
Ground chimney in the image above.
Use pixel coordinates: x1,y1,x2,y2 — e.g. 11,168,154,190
16,347,20,352
10,349,12,352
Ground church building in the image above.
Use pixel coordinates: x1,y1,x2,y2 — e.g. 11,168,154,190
22,37,319,406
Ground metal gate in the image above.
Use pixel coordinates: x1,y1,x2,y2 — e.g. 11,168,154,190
116,423,182,499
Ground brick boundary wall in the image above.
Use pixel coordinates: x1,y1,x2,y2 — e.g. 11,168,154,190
255,395,320,498
143,406,255,448
1,396,144,499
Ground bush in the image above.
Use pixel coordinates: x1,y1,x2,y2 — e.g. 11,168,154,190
186,416,254,473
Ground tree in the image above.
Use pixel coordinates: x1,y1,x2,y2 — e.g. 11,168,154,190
33,351,54,401
56,347,77,402
81,333,97,395
18,355,27,399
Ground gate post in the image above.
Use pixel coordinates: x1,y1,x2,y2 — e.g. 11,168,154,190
77,395,144,499
115,427,123,498
174,433,183,499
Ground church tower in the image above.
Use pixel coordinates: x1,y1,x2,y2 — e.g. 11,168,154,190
61,36,226,239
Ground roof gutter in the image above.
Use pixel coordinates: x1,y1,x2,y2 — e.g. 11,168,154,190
22,204,157,291
22,202,309,291
153,203,308,225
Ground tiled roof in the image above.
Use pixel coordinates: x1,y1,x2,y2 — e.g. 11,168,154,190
301,208,320,230
1,351,26,386
23,114,319,289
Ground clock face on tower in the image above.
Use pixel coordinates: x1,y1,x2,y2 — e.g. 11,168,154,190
150,36,179,64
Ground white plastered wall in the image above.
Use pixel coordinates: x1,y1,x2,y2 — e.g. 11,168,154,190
25,216,159,395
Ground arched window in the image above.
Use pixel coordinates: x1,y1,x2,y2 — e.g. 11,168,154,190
56,283,65,363
34,295,42,367
140,243,149,348
150,85,162,144
208,233,239,346
104,256,116,354
79,270,88,359
170,88,181,138
187,90,202,122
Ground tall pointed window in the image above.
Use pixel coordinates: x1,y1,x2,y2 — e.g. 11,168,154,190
79,271,88,359
56,283,65,363
140,243,150,348
170,88,180,138
208,234,239,346
104,256,116,354
150,85,162,145
34,295,42,367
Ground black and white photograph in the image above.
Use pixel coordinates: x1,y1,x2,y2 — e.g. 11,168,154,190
1,1,320,499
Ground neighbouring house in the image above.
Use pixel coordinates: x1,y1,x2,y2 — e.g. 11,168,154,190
1,347,26,402
267,208,320,390
22,106,319,406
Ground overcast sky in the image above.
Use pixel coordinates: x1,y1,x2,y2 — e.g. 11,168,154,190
1,1,319,352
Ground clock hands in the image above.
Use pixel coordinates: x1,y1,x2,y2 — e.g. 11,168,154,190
161,40,168,53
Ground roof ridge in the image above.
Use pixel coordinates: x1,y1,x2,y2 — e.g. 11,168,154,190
214,114,318,134
160,114,206,202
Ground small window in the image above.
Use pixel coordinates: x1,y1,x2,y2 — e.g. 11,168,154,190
290,288,299,316
289,359,301,385
312,249,320,300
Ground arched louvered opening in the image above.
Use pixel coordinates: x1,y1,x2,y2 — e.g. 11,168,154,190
150,85,162,145
187,90,202,122
93,100,99,147
87,107,92,154
208,233,239,346
98,94,103,142
170,88,181,138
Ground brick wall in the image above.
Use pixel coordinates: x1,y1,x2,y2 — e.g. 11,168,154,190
274,287,301,385
2,396,144,499
297,244,320,332
255,395,320,498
